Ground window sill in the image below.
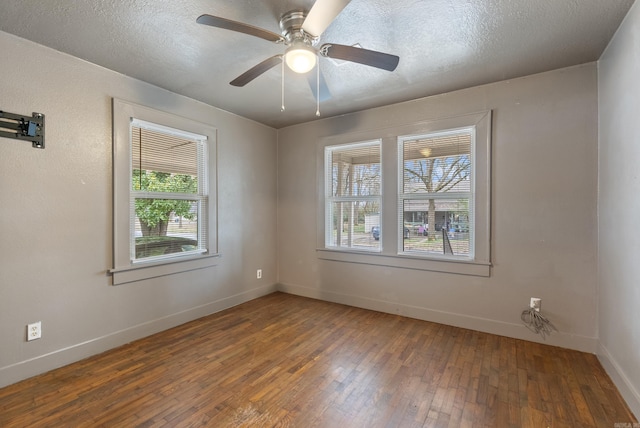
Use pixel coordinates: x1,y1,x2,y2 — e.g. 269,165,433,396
110,253,220,285
316,249,490,277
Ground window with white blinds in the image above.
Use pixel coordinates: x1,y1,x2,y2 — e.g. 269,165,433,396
399,128,474,259
130,120,208,262
111,99,218,285
324,140,382,251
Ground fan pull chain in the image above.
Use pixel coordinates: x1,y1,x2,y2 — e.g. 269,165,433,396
315,62,320,117
281,57,285,112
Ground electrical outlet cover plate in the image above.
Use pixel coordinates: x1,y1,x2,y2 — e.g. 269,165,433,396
27,321,42,341
530,298,541,312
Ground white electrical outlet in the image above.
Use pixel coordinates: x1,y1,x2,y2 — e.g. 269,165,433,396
257,269,262,279
27,321,42,341
530,298,541,312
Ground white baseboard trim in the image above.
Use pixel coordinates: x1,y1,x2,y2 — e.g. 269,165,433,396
0,284,277,389
597,342,640,419
277,282,598,353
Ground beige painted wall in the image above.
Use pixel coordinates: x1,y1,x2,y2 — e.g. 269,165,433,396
278,64,599,352
598,0,640,417
0,31,278,387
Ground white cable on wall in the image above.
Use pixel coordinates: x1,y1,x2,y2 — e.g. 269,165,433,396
521,307,557,339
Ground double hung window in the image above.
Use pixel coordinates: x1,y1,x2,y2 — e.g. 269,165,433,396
112,99,218,285
131,120,208,262
324,141,382,251
399,128,474,259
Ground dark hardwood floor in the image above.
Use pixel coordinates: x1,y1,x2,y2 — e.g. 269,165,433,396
0,292,636,427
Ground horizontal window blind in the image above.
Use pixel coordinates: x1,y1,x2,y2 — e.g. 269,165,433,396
131,124,202,179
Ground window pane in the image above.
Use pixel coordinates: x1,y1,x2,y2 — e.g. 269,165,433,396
402,198,470,256
328,201,381,250
329,143,381,197
403,132,471,194
131,126,199,193
133,198,199,260
132,170,198,194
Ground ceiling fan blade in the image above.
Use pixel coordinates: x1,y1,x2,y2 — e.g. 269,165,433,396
302,0,352,37
197,14,284,43
319,43,400,71
230,55,283,87
307,68,332,102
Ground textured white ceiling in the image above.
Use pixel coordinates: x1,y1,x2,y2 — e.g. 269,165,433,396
0,0,634,128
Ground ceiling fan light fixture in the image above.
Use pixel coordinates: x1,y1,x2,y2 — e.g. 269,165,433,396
285,43,317,73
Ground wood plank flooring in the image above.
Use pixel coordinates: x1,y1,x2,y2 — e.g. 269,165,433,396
0,292,636,427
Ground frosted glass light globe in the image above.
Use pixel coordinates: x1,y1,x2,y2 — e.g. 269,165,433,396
285,44,317,73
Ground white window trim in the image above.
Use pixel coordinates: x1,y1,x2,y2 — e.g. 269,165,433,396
111,99,219,285
317,111,491,277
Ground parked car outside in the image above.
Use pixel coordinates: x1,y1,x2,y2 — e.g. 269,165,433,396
371,225,409,240
450,222,469,233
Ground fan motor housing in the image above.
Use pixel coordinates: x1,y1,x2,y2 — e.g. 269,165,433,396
279,10,318,45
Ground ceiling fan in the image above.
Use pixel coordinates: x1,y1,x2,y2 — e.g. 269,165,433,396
196,0,400,93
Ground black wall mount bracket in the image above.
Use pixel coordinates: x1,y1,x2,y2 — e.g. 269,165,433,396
0,110,45,149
